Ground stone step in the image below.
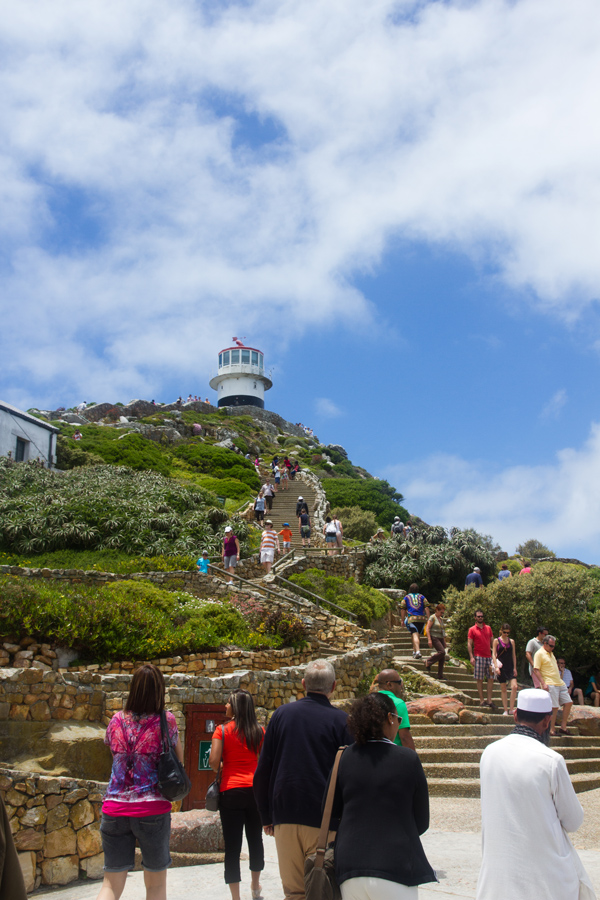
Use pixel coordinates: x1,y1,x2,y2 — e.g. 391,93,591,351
418,745,600,763
426,771,600,798
412,734,599,749
422,757,600,780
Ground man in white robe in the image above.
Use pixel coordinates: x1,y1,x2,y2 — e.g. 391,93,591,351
477,688,596,900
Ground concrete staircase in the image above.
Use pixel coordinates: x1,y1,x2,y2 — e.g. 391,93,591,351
257,468,320,550
389,625,600,796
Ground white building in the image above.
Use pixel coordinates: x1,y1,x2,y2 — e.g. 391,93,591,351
0,401,58,468
209,341,273,409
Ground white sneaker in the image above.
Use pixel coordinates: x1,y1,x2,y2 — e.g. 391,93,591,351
227,580,234,585
413,651,422,659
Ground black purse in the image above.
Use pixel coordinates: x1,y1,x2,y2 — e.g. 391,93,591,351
156,710,191,803
205,773,221,811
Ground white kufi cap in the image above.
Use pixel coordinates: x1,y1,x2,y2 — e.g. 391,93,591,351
517,688,552,714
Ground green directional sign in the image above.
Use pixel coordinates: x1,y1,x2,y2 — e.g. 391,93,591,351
198,741,212,770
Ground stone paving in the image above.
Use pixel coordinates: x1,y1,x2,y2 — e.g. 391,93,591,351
37,792,600,899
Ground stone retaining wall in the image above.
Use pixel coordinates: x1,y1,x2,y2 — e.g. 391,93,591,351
0,643,393,738
0,767,106,891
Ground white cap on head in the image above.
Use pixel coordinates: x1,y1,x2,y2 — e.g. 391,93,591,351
517,688,552,714
298,495,303,500
224,526,232,533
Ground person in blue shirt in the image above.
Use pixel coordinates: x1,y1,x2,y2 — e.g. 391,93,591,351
498,563,512,580
465,567,484,588
196,551,210,574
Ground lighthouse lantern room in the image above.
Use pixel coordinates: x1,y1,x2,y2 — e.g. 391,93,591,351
209,338,273,409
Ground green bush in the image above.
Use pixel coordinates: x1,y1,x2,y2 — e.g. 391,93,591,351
175,443,260,490
0,549,197,574
363,525,496,602
0,576,280,662
444,563,600,678
515,538,556,559
55,436,104,470
61,427,172,476
288,568,391,626
197,477,255,502
322,478,408,528
331,507,378,543
0,460,250,559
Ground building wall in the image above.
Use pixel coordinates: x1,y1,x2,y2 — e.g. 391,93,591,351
216,373,265,406
0,408,57,467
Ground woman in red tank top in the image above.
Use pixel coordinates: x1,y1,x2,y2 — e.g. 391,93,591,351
209,690,265,900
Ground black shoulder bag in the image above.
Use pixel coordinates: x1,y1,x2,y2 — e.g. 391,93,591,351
157,709,191,803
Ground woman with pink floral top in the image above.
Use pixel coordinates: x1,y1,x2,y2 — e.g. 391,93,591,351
96,664,184,900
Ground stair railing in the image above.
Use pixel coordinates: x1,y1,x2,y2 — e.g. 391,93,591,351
206,564,307,612
273,574,357,622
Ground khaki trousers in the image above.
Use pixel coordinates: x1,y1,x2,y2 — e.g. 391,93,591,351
274,823,336,900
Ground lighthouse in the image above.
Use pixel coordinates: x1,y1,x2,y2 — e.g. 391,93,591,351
209,338,273,409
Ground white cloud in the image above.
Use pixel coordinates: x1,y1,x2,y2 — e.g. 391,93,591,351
2,0,600,401
315,397,343,418
540,388,567,420
384,422,600,561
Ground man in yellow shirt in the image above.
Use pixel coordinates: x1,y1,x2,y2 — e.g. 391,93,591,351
533,635,572,736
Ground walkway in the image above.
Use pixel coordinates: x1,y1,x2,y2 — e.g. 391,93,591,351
37,791,600,898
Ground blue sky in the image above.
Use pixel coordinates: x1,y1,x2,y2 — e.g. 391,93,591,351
2,0,600,560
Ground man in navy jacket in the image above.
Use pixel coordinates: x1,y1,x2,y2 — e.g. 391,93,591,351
253,659,352,900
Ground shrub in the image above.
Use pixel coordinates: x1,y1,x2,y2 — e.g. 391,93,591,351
55,436,104,470
0,460,250,559
288,569,391,626
62,427,172,476
197,477,255,502
331,507,378,543
260,609,308,650
175,443,260,490
515,538,556,559
322,478,408,528
362,525,496,602
444,563,600,677
0,576,283,661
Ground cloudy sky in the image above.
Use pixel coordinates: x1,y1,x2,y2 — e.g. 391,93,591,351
2,0,600,560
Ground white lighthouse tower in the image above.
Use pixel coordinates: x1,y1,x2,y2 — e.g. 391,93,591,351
209,338,273,409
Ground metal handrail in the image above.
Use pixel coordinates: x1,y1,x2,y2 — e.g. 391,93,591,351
272,548,296,571
205,564,306,612
273,574,357,622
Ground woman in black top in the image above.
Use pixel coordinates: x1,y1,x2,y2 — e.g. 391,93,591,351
330,692,436,899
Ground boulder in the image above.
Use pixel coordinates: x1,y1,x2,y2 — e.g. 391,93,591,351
77,822,102,858
18,851,36,893
44,826,77,858
41,855,79,885
558,706,600,735
405,696,465,720
459,708,490,725
432,711,460,724
80,851,105,879
327,444,348,459
170,809,225,854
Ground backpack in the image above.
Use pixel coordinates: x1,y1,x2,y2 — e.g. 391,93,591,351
392,522,404,535
326,522,337,535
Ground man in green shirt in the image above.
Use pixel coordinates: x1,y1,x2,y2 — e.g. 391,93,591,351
375,669,415,751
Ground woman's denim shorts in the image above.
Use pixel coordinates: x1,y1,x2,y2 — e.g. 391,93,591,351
100,813,171,872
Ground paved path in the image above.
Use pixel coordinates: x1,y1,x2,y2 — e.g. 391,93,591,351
37,793,600,898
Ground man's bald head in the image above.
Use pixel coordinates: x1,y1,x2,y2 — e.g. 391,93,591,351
376,669,403,695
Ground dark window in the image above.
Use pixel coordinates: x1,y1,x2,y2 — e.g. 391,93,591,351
241,349,250,364
251,351,258,366
231,349,240,364
223,351,230,366
219,353,222,368
15,438,27,462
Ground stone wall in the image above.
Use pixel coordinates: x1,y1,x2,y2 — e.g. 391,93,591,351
0,643,393,738
68,646,315,676
0,767,105,891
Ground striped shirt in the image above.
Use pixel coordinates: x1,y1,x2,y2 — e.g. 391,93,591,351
260,530,279,551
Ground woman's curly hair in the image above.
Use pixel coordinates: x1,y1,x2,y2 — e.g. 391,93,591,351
347,692,396,745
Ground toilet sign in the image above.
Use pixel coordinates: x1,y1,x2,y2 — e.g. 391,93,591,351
198,741,212,770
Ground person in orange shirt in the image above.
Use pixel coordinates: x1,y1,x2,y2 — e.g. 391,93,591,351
278,523,293,552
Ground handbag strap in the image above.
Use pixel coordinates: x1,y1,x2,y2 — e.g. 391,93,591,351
314,746,346,870
159,709,173,753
